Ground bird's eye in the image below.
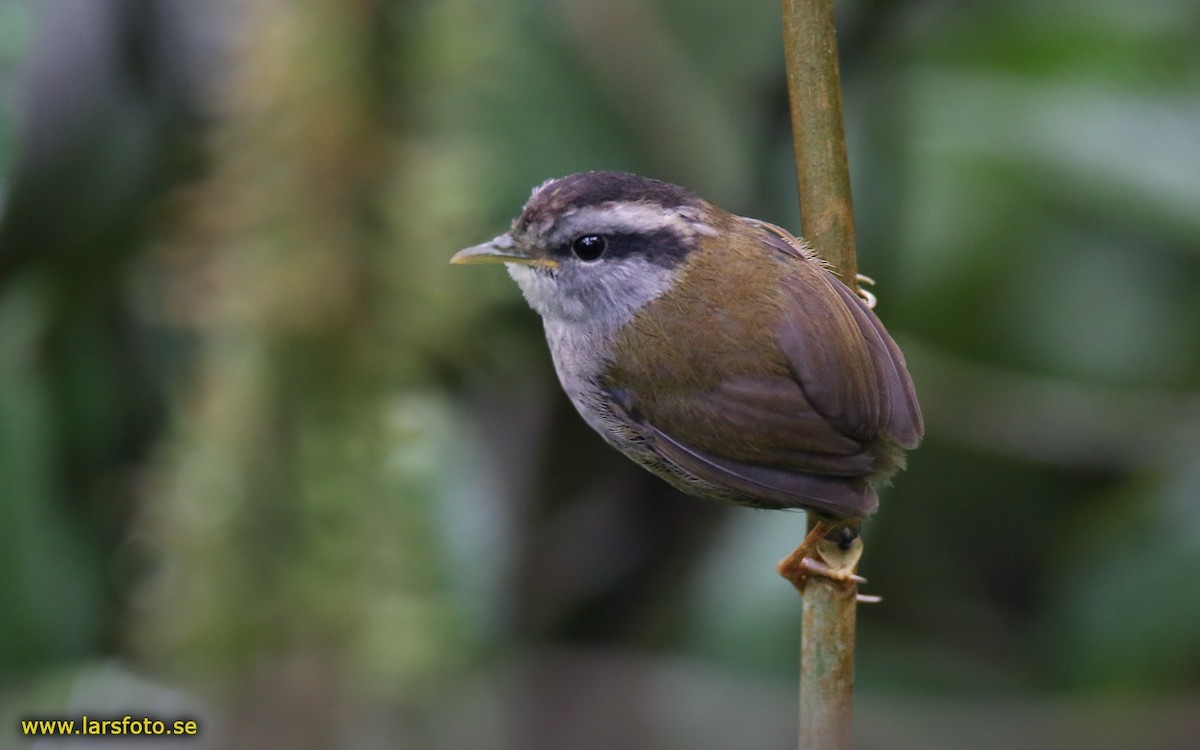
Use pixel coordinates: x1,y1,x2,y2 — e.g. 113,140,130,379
571,234,607,261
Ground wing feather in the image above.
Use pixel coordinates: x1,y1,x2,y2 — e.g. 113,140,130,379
606,221,922,517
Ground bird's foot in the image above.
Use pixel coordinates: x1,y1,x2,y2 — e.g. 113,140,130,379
777,520,879,603
855,274,878,309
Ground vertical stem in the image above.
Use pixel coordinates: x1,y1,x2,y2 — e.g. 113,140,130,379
781,1,860,749
782,0,857,287
799,519,857,750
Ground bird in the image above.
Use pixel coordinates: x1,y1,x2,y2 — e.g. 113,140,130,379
452,171,922,584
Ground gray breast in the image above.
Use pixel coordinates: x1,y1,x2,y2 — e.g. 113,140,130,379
543,319,627,440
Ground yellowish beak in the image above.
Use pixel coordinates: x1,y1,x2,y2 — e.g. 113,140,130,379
450,234,558,268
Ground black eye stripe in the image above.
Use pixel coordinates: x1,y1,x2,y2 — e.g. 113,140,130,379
559,230,690,268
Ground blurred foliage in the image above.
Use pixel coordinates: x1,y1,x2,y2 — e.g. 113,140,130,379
1,0,1199,748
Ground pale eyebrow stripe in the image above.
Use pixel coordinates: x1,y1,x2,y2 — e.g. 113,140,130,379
557,203,718,239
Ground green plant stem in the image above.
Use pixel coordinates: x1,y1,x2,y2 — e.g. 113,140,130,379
798,531,857,750
782,0,857,286
781,1,860,749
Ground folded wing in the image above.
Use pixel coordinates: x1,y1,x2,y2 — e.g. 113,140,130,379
611,224,922,518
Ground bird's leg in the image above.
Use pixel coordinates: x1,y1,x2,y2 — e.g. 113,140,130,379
776,520,865,589
778,520,878,602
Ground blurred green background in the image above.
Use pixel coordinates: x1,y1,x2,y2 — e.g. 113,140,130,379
1,0,1199,748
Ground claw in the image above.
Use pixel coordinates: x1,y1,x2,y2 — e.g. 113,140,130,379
854,274,877,309
777,520,871,595
798,556,867,585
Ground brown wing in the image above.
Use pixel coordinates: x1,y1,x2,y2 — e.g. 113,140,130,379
774,254,924,450
608,223,922,518
755,221,923,449
647,425,879,517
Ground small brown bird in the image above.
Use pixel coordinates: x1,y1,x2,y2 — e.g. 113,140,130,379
453,172,922,535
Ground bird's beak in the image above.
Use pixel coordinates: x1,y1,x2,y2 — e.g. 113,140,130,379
450,234,558,268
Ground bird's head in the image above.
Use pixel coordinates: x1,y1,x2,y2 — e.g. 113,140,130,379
451,171,727,330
